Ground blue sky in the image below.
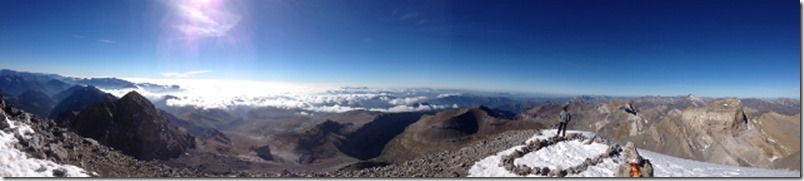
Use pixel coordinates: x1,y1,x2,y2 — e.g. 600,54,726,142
0,0,799,98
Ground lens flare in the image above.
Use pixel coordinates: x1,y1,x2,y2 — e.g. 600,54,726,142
157,0,251,61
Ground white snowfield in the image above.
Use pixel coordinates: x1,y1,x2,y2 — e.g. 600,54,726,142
469,129,800,177
0,116,91,177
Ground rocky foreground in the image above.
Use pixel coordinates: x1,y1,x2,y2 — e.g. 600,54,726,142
296,129,540,177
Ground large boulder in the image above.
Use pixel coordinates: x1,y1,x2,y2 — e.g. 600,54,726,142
253,145,274,161
615,142,654,177
69,91,195,160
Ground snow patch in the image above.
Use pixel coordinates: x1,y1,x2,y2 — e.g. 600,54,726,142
469,129,800,177
0,116,91,177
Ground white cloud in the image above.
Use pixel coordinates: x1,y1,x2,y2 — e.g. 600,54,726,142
98,79,466,113
437,93,462,98
400,12,420,20
160,70,212,78
388,96,427,105
97,39,116,44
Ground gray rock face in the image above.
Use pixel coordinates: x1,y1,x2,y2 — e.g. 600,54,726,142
623,142,641,163
523,97,797,170
641,160,654,177
52,168,66,177
254,145,274,161
0,91,210,177
615,141,653,177
70,91,195,161
0,113,8,130
514,165,531,176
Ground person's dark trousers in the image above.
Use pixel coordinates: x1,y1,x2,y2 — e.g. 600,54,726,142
556,122,567,137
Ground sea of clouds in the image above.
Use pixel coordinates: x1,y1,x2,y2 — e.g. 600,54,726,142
99,78,462,113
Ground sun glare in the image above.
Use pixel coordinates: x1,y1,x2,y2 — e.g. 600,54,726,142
158,0,248,60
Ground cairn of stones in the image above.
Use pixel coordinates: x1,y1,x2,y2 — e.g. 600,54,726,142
498,132,623,177
614,142,654,177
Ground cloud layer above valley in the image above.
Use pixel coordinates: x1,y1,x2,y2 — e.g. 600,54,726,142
99,78,463,113
161,70,212,78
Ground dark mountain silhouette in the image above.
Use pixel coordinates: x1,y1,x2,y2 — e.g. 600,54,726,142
0,91,206,177
69,91,196,160
52,85,88,103
49,85,117,122
4,89,54,118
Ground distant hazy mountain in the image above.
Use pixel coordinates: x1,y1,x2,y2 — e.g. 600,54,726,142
427,95,519,108
52,85,90,103
58,77,136,89
0,68,180,93
49,85,118,122
4,89,55,118
0,74,71,97
0,69,180,121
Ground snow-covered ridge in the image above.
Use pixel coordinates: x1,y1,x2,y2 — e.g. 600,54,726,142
469,129,800,177
0,115,90,177
100,78,464,113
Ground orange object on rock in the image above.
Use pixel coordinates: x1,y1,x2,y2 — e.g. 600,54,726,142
630,163,641,177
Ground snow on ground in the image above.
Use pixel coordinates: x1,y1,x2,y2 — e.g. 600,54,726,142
469,129,801,177
0,116,91,177
639,149,798,177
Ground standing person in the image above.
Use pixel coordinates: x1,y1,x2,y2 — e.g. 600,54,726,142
556,105,571,137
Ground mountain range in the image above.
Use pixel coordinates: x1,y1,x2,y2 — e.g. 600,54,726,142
0,69,799,177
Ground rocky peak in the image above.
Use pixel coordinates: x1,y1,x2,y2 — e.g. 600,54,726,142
69,90,195,160
118,91,153,109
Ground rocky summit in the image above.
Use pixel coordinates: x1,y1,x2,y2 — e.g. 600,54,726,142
69,91,195,161
0,92,208,177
